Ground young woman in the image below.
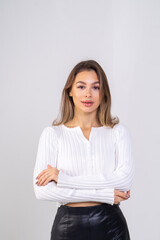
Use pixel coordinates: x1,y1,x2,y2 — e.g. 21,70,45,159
33,60,135,240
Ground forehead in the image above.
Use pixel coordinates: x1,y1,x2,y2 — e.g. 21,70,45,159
74,70,100,84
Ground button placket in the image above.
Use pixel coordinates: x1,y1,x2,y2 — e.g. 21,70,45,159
86,142,93,174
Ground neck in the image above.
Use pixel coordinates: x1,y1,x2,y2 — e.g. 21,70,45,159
69,112,101,129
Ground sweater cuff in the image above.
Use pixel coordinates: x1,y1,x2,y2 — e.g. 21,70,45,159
103,188,115,205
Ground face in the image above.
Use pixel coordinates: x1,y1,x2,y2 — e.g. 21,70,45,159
69,70,101,113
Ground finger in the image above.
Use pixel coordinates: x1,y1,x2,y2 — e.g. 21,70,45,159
37,168,51,181
115,196,129,204
120,196,129,201
36,167,53,179
118,196,128,202
116,191,129,199
38,172,50,185
37,172,47,183
125,190,130,197
38,176,47,185
42,176,52,186
48,164,53,168
36,169,47,179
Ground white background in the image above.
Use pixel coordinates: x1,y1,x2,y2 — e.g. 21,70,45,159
1,0,160,239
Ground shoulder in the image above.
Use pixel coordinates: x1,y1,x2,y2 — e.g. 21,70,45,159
113,122,130,131
39,125,61,142
112,122,132,141
41,126,56,134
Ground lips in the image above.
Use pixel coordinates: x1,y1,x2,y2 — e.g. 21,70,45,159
81,101,94,103
81,101,94,107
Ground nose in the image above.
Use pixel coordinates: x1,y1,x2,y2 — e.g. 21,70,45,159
85,88,92,97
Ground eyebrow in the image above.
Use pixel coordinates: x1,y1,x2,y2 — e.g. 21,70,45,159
76,81,100,85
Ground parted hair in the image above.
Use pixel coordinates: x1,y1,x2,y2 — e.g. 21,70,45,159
52,59,119,128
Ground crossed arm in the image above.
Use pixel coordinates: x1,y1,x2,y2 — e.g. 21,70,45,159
33,127,115,205
57,125,135,191
33,125,134,204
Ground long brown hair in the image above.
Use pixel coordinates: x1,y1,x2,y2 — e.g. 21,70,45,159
52,60,119,128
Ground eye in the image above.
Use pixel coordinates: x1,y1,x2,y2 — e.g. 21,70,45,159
93,86,100,90
77,86,100,90
77,86,85,89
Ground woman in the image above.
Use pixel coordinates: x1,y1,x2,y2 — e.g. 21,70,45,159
33,60,135,240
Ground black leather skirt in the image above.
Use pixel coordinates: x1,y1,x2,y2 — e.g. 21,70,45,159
50,203,130,240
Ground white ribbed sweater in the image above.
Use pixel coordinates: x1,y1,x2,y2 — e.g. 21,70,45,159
33,123,135,208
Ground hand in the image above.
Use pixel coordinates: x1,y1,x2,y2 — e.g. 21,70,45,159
36,165,60,186
114,190,130,204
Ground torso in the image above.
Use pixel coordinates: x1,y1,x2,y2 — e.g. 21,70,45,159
65,202,103,207
64,121,104,207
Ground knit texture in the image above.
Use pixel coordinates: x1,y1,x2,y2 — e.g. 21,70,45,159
33,123,135,208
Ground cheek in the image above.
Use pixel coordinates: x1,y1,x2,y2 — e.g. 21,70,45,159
71,94,82,104
94,95,101,105
74,91,84,99
93,91,100,99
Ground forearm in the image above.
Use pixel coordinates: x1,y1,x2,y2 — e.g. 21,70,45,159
33,177,114,205
57,162,135,191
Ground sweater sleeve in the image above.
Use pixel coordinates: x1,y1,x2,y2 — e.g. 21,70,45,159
57,124,135,191
33,127,114,205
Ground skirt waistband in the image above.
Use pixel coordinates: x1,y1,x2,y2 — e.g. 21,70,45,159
59,202,119,214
